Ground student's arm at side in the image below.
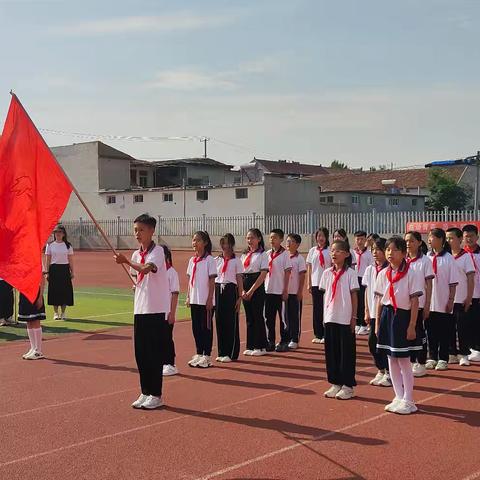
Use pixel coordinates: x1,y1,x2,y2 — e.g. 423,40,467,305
375,295,383,335
350,290,358,334
465,272,475,312
244,271,267,300
68,255,74,279
168,292,179,324
446,285,456,313
206,276,215,311
306,264,312,293
364,289,370,324
424,278,432,319
407,296,419,340
236,274,244,312
44,254,51,280
186,276,191,307
282,269,291,302
298,271,306,301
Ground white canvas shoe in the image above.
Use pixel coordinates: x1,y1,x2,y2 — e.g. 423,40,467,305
394,400,417,415
24,350,44,360
369,371,384,386
22,348,35,359
131,394,149,409
435,360,448,371
385,397,402,412
324,384,342,398
141,395,163,410
162,364,178,376
335,386,355,400
250,349,267,356
412,363,427,377
196,355,212,368
378,373,392,387
188,354,202,367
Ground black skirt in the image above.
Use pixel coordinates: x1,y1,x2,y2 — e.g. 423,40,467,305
48,264,74,306
18,293,46,322
377,305,423,358
0,280,14,319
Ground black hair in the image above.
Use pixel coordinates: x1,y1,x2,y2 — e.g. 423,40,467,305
331,239,352,268
385,236,407,254
53,224,71,249
405,230,428,255
162,244,173,266
429,227,450,253
270,228,284,240
315,227,330,247
193,231,212,256
462,224,479,235
446,227,463,239
354,230,367,237
287,233,302,245
220,233,236,254
333,228,350,249
373,237,387,252
134,214,156,229
246,228,265,252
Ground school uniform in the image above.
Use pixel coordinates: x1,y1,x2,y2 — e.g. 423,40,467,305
215,255,242,360
375,263,424,357
287,252,307,343
18,291,46,321
164,266,180,367
306,246,332,340
362,263,388,371
451,250,475,356
131,243,170,397
187,254,217,356
45,241,74,306
241,250,269,350
354,248,374,328
319,266,359,388
426,251,459,362
0,278,14,321
464,245,480,353
264,248,292,347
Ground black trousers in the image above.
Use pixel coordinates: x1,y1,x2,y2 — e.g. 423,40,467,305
191,304,214,356
451,303,470,356
357,281,366,327
410,309,427,364
425,312,453,362
243,273,268,350
215,283,240,360
265,293,288,345
311,287,324,339
287,294,302,343
134,314,168,397
0,280,13,319
324,323,356,388
164,324,175,366
368,318,388,371
468,298,480,351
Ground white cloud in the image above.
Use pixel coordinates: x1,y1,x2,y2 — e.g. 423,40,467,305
147,70,236,91
50,11,236,36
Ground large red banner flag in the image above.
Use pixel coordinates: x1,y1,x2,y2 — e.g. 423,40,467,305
0,94,73,302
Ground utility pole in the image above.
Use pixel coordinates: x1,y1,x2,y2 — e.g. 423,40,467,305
201,137,209,158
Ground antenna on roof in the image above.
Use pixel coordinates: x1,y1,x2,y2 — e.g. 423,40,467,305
200,137,210,158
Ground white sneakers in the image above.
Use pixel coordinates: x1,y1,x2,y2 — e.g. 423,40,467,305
468,350,480,362
188,354,202,367
250,349,267,356
131,394,149,409
131,394,163,410
0,317,14,326
324,385,355,400
385,398,417,414
357,326,369,336
370,371,391,387
435,360,448,371
324,384,342,398
288,341,299,349
312,337,323,344
23,350,44,360
243,349,254,356
412,362,427,377
163,364,178,376
215,356,232,363
370,371,384,386
448,354,459,364
459,355,470,366
425,359,437,370
195,355,212,368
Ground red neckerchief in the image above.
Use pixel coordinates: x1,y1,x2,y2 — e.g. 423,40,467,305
355,247,367,271
375,262,388,277
328,265,347,306
407,253,422,264
165,260,172,270
316,246,325,268
269,247,284,274
221,254,234,275
386,261,409,312
190,254,206,287
243,248,260,268
430,249,446,275
464,245,480,272
137,242,155,283
290,252,299,259
454,249,467,260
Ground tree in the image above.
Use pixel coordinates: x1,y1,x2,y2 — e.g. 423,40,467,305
330,159,348,170
426,168,470,210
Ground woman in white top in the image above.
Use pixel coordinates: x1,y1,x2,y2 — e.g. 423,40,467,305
45,224,74,320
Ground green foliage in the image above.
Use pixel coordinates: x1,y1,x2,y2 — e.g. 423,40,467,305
426,168,470,210
330,159,348,170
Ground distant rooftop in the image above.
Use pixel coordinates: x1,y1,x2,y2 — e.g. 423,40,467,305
251,158,330,176
152,157,233,169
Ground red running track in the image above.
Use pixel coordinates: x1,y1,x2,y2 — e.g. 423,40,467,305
1,308,479,480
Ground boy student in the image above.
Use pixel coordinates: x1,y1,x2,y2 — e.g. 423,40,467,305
462,224,480,362
115,214,170,410
446,228,475,366
286,234,307,349
265,229,292,352
354,231,374,335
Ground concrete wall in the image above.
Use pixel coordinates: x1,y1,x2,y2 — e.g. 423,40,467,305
98,157,131,190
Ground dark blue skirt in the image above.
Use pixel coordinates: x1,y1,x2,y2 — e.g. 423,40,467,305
377,305,423,358
18,293,46,321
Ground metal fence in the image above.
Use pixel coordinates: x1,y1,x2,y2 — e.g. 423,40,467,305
61,209,480,238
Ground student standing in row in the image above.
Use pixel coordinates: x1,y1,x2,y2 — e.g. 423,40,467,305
375,237,423,415
163,245,180,377
286,234,306,349
362,237,391,387
446,228,475,366
45,224,74,320
186,231,217,369
405,231,433,378
215,234,243,362
426,228,459,371
320,240,359,400
333,229,357,268
306,228,331,344
0,278,14,326
265,229,292,352
354,230,374,335
241,228,269,356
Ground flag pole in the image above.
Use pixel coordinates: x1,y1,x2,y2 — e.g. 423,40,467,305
9,92,136,286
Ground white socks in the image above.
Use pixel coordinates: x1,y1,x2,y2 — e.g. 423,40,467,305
27,327,43,353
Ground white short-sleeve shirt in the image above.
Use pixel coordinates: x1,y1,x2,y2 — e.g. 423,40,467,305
319,267,359,325
362,264,387,319
354,248,374,278
215,255,243,285
453,251,475,304
241,250,269,274
407,255,435,309
374,264,424,311
167,267,180,294
428,251,460,313
465,248,480,299
306,247,332,287
131,244,170,315
265,249,292,295
45,241,73,265
288,253,307,295
187,254,217,305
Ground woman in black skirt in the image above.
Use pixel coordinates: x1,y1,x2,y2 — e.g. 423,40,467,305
0,278,14,326
45,224,74,320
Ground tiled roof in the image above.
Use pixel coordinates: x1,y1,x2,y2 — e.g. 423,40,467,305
253,158,329,176
154,158,232,169
312,166,467,192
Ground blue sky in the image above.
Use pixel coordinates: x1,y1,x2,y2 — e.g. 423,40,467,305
1,0,479,168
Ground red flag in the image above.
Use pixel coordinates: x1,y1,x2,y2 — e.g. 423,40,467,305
0,95,73,302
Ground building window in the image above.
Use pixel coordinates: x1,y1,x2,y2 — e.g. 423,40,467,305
351,195,359,205
197,190,208,201
234,176,242,184
130,169,137,186
319,196,326,203
367,196,374,205
133,194,144,203
139,170,148,188
163,193,173,202
235,188,248,199
388,198,399,206
327,196,334,203
412,198,418,206
106,195,116,205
